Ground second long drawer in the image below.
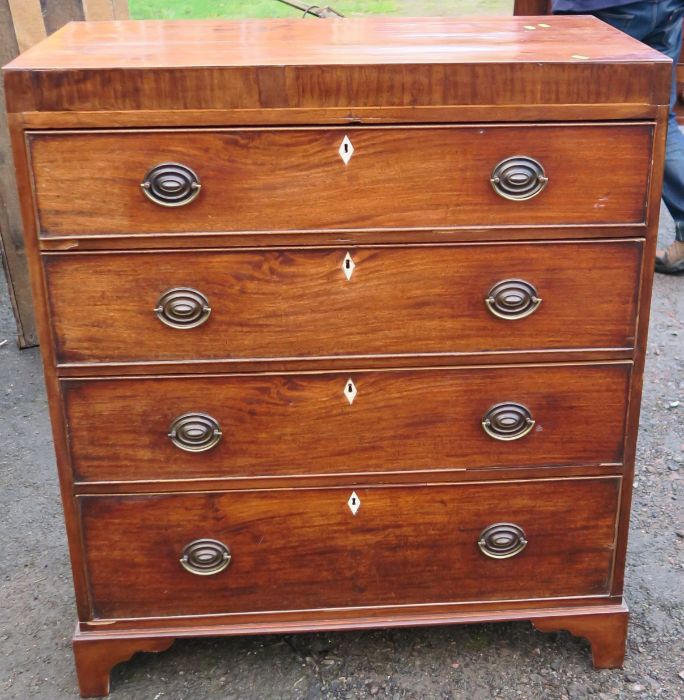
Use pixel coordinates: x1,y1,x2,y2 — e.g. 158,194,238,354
63,362,630,482
44,240,642,365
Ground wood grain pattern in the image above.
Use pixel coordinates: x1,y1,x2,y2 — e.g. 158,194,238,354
3,17,671,116
79,477,620,619
43,241,643,365
63,363,631,483
28,124,652,236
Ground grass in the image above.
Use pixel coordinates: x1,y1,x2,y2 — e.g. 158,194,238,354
129,0,396,19
129,0,513,20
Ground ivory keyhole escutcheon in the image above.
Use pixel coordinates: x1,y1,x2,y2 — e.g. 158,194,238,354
342,252,355,280
347,491,361,515
338,135,354,164
344,378,357,405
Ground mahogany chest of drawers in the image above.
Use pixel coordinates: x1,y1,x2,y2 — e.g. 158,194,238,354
3,16,670,697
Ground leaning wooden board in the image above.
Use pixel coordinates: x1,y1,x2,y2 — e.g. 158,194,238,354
0,0,130,348
2,16,669,697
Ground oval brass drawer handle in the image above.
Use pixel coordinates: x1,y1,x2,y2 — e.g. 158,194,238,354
141,162,201,207
490,156,548,201
482,402,535,441
478,523,528,559
155,287,211,329
168,412,222,452
485,279,541,320
180,539,231,575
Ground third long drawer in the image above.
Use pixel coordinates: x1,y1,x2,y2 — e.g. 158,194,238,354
63,362,631,482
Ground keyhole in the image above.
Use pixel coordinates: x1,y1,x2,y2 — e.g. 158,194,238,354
347,383,353,393
345,259,351,269
351,496,357,505
344,143,349,153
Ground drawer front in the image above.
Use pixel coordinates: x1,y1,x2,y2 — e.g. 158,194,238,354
29,124,651,236
45,241,642,365
64,363,630,482
80,478,620,619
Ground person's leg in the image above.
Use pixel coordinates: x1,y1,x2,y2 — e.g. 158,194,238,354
557,1,684,272
597,0,684,270
590,2,652,42
644,0,684,271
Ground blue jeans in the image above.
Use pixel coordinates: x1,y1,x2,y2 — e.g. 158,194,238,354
560,0,684,241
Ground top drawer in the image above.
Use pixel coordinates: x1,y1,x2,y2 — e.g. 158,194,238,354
27,124,652,237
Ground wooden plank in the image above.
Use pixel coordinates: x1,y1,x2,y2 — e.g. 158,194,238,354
112,0,129,19
83,0,121,21
41,0,84,36
0,0,37,346
7,0,46,53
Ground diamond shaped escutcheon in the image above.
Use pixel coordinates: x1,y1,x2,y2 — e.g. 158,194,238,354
344,378,357,405
339,135,354,165
342,252,355,280
348,491,361,515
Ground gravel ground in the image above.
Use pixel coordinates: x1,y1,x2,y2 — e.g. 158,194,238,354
0,211,681,700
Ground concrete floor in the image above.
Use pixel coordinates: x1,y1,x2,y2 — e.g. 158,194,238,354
0,214,681,699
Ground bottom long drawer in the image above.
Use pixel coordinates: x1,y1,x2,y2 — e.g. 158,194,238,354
79,477,620,620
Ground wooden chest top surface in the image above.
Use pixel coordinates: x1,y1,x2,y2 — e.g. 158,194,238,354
4,15,669,69
3,16,671,118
